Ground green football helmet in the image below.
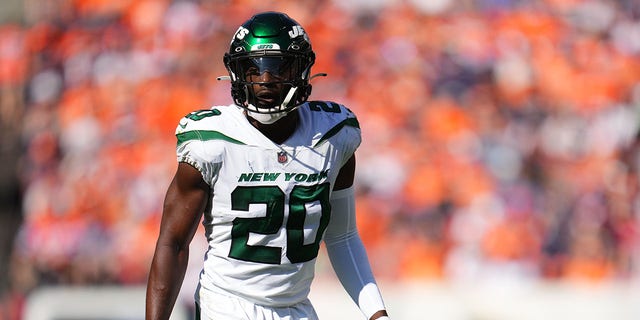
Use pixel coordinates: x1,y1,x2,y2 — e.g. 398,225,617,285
223,12,317,119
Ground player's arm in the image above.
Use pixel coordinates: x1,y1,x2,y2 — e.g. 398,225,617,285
327,154,390,320
146,162,209,320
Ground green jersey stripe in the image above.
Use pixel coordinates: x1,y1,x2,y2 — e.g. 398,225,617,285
177,130,246,145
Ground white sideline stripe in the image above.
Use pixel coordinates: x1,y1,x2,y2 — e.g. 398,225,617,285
23,286,188,320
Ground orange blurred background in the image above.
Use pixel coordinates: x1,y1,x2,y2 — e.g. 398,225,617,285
0,0,639,319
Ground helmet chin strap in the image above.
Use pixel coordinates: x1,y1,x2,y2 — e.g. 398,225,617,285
247,87,298,124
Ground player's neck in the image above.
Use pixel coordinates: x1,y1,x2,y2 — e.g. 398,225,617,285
246,110,299,145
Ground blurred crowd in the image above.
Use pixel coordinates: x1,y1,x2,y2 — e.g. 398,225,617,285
1,0,640,318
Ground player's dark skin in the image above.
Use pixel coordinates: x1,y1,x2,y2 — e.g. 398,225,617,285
244,70,299,144
146,71,388,320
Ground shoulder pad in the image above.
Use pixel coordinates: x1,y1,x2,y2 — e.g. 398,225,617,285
175,108,223,135
175,107,248,146
302,100,360,148
306,100,358,121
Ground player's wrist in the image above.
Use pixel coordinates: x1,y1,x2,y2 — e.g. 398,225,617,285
369,310,389,320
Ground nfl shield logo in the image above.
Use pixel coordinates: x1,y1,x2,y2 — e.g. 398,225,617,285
277,151,288,163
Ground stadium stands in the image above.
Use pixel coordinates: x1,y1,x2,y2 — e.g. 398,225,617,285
1,0,640,318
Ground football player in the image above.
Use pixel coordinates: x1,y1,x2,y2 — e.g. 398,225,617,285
146,11,390,320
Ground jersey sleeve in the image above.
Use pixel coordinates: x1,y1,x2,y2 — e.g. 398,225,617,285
332,104,361,167
174,110,225,186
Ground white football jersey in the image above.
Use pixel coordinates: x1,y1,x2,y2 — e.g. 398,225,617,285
174,101,361,307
